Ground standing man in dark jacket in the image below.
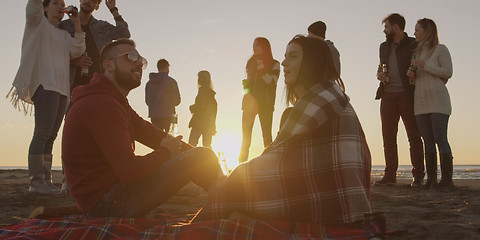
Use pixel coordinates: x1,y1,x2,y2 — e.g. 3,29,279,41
375,13,424,187
59,0,131,94
145,59,181,132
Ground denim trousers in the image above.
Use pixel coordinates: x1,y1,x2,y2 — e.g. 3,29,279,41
87,147,222,218
415,113,451,154
380,92,424,179
239,110,273,162
188,127,213,148
28,85,67,155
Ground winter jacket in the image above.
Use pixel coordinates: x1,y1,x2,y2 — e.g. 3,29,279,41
189,86,217,134
145,72,181,118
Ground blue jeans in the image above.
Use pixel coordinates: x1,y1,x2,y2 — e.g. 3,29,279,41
28,85,67,155
87,147,222,218
415,113,451,154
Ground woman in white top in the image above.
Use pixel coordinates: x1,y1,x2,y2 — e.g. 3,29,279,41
8,0,85,194
407,18,453,189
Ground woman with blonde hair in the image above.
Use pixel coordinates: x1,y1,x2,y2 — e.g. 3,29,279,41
407,18,454,188
188,70,217,148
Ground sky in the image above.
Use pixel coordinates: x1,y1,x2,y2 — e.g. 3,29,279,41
1,0,479,169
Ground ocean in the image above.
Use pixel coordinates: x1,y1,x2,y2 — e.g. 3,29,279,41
371,165,480,180
2,165,480,180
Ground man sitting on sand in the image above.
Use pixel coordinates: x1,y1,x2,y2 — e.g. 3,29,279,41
62,39,222,218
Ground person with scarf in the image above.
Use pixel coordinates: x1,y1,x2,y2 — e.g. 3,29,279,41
193,36,371,224
7,0,85,194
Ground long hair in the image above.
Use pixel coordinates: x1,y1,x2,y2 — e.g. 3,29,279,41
415,18,439,56
246,37,275,78
198,70,213,90
285,35,344,105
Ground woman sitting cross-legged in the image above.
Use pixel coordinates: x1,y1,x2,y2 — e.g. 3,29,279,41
193,35,372,224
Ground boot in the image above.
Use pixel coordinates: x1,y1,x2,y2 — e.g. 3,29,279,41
28,154,61,194
438,153,454,189
43,154,61,193
424,153,438,188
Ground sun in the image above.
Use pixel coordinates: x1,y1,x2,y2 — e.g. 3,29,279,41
211,132,242,174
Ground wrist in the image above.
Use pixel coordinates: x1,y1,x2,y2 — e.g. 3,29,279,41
109,7,118,13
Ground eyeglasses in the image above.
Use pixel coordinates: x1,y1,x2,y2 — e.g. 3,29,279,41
109,52,148,70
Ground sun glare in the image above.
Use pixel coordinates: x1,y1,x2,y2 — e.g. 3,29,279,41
212,132,242,174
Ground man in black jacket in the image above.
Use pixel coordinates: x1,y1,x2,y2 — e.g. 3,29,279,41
375,13,424,187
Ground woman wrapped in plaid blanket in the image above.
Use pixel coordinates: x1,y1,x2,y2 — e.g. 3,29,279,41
193,35,372,225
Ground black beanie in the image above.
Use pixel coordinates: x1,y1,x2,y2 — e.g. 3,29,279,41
308,21,327,38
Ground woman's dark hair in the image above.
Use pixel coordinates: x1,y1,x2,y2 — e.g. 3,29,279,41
285,35,344,105
246,37,275,78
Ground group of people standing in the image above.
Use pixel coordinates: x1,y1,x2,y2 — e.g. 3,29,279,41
375,13,454,189
7,0,453,227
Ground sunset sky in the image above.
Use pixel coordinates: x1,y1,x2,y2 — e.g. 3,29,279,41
1,0,479,169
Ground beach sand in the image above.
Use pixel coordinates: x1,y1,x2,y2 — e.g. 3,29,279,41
1,169,480,239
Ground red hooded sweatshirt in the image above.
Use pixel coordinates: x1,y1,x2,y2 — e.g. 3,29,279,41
62,73,170,212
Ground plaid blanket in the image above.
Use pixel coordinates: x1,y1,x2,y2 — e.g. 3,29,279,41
194,83,371,224
0,215,382,240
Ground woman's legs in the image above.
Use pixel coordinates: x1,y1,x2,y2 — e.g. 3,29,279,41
430,113,454,188
28,86,66,194
239,111,256,163
188,127,202,147
258,110,273,148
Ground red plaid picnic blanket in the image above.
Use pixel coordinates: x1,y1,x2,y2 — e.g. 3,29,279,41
0,214,381,240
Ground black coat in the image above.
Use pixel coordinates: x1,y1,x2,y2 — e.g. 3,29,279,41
189,86,217,134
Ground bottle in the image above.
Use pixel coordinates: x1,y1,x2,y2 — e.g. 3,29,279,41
169,113,178,136
381,63,389,84
410,54,418,73
80,52,89,77
242,72,250,93
218,151,228,174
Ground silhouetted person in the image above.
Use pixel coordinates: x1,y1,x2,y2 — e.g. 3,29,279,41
239,37,280,163
188,70,217,148
308,20,341,75
374,13,424,187
145,59,181,132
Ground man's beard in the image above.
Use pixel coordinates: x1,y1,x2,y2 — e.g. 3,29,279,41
386,32,394,43
114,66,141,91
80,5,95,15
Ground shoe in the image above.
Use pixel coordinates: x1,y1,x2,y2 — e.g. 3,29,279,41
410,178,424,188
374,176,396,185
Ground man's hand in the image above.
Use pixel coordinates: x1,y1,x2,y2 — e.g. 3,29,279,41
71,56,93,68
105,0,116,11
376,72,387,83
160,135,183,157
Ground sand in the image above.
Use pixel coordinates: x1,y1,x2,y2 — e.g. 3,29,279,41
1,169,480,239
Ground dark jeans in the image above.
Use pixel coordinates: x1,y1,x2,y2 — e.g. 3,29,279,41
239,110,273,162
415,113,451,154
188,127,213,148
380,92,424,179
151,117,171,132
28,85,67,155
87,147,222,218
